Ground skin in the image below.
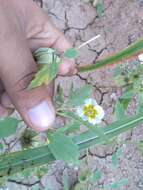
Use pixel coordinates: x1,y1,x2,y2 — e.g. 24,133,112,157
0,0,77,131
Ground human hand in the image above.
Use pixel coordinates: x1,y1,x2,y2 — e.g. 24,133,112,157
0,0,76,131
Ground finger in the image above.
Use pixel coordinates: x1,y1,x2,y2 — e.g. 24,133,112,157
26,3,77,76
0,105,13,118
0,83,14,117
0,23,55,132
45,25,77,76
41,25,78,76
1,92,14,109
0,80,14,117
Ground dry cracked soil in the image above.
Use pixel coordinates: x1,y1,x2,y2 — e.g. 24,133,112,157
3,0,143,189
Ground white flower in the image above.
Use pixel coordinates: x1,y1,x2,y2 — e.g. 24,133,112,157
138,54,143,62
76,98,105,125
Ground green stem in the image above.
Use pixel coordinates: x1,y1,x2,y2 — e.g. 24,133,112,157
77,38,143,72
0,112,143,176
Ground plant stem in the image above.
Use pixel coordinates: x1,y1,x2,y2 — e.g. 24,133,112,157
56,107,77,112
77,37,143,72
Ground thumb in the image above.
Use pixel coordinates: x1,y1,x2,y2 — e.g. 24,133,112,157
0,29,55,132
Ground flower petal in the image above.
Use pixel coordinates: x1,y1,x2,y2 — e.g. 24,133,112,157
138,54,143,62
92,99,98,106
76,107,84,117
95,105,105,120
88,118,101,125
94,118,102,124
82,115,88,121
84,98,93,105
88,118,95,125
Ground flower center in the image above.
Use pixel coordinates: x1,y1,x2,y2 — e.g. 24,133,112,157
83,104,97,119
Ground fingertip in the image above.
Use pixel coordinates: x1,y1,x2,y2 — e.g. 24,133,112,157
0,105,14,118
27,99,56,132
73,67,78,75
58,59,76,76
9,84,56,132
1,92,14,109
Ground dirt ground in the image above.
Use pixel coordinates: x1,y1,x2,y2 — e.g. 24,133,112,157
3,0,143,189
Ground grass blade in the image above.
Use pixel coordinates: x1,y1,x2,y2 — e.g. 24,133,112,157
0,113,143,176
0,146,54,177
0,118,19,138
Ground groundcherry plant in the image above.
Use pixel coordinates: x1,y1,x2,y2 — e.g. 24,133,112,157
0,36,143,178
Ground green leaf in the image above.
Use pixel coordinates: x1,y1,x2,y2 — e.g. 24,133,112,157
78,170,90,183
31,185,40,190
62,174,69,190
118,91,134,109
54,84,65,106
57,121,80,134
113,66,122,77
0,145,55,177
90,170,102,184
0,144,3,151
119,99,131,110
104,178,128,189
28,65,49,89
74,183,85,190
65,122,80,134
34,48,60,65
29,48,61,89
91,127,109,144
137,93,143,113
114,101,125,120
64,48,79,58
117,178,129,187
138,140,143,155
96,0,104,17
112,148,122,167
48,132,79,165
120,91,134,99
28,56,60,89
48,56,61,81
114,75,126,87
112,154,118,168
68,85,92,106
0,118,19,138
44,188,51,190
21,168,33,178
58,111,108,143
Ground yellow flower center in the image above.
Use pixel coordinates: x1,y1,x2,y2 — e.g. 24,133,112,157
83,104,97,119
